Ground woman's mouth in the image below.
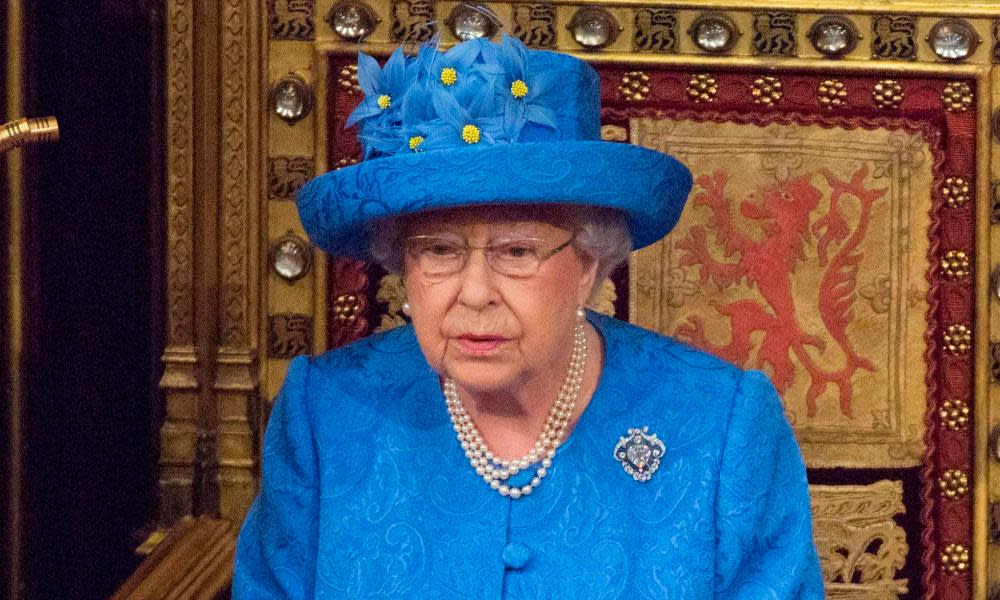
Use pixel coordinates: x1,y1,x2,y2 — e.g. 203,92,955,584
455,335,509,355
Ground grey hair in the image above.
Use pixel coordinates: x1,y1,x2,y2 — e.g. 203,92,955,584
368,205,632,302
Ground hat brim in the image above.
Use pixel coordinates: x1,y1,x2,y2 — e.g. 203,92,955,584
296,140,692,260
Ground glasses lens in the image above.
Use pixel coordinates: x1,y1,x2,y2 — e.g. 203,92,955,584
404,235,568,278
406,237,465,276
488,240,543,276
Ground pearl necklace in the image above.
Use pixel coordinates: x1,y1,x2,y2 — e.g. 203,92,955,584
443,322,587,499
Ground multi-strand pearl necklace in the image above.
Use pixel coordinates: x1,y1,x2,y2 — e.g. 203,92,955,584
443,322,587,499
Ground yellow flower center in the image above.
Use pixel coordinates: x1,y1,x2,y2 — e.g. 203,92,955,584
377,94,391,109
408,136,425,151
440,67,458,86
511,79,529,99
461,124,480,144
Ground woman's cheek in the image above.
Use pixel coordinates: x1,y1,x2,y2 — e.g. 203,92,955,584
404,273,442,367
410,321,443,372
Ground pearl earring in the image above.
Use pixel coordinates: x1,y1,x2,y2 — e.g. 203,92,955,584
402,302,412,317
576,306,586,321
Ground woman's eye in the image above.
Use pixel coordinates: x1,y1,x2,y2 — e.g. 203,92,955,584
428,243,460,256
500,243,536,259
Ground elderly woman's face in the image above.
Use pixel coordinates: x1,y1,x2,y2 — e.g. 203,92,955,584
402,206,597,396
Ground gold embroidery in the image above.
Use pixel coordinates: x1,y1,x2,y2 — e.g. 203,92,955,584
619,71,650,103
687,74,718,103
811,481,908,598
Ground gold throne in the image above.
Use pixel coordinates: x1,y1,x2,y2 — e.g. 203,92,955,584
129,1,1000,598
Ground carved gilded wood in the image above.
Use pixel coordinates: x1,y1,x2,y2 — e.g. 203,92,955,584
159,0,267,525
160,0,198,524
215,0,263,524
812,481,910,599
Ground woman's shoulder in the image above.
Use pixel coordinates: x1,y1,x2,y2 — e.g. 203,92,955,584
591,313,760,419
593,313,742,378
318,323,428,379
309,323,423,372
592,314,787,452
280,324,430,408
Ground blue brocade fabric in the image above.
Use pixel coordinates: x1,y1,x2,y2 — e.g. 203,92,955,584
296,140,691,259
295,35,692,260
234,313,825,599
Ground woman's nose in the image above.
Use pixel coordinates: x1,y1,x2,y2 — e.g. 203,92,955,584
455,248,499,310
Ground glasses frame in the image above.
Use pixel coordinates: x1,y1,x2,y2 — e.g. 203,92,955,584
403,232,576,278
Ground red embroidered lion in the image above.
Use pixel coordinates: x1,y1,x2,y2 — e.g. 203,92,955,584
674,166,883,418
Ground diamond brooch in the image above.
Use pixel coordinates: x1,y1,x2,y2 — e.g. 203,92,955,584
614,427,665,482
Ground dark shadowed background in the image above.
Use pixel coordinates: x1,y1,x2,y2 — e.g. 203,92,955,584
4,1,163,598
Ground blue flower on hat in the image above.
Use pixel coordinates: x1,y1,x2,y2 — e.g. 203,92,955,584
359,121,434,156
420,87,504,151
301,34,694,260
479,34,560,141
345,46,418,131
416,35,497,105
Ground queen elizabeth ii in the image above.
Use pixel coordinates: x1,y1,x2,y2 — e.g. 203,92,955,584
234,34,824,599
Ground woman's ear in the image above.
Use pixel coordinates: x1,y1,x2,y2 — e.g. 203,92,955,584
576,254,599,307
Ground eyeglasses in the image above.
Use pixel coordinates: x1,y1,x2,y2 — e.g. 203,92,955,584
403,233,576,278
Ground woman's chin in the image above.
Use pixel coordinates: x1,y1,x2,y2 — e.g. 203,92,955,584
444,365,520,397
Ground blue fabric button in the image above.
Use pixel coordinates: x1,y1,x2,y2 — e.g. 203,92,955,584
502,542,531,570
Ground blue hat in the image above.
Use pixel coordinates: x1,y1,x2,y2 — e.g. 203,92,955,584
296,34,692,260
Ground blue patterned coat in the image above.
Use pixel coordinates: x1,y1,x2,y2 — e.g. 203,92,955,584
234,313,825,598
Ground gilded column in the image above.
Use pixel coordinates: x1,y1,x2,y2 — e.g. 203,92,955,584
216,0,263,522
158,0,199,524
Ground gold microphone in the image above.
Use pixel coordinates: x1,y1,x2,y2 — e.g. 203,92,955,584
0,116,59,154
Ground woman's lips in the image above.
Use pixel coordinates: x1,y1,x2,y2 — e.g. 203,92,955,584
455,335,509,355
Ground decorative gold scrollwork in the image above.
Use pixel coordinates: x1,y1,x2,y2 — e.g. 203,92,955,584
633,8,677,53
269,0,315,41
589,279,617,317
939,250,970,279
943,323,972,354
752,12,796,56
390,0,435,43
940,543,970,574
375,274,408,332
751,76,783,106
937,469,969,500
619,71,650,102
512,3,557,48
600,125,627,141
941,82,974,113
872,80,903,110
942,176,971,208
810,481,908,598
267,314,313,358
268,156,314,200
817,79,847,109
872,15,916,60
687,74,718,103
939,399,970,431
337,64,361,95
